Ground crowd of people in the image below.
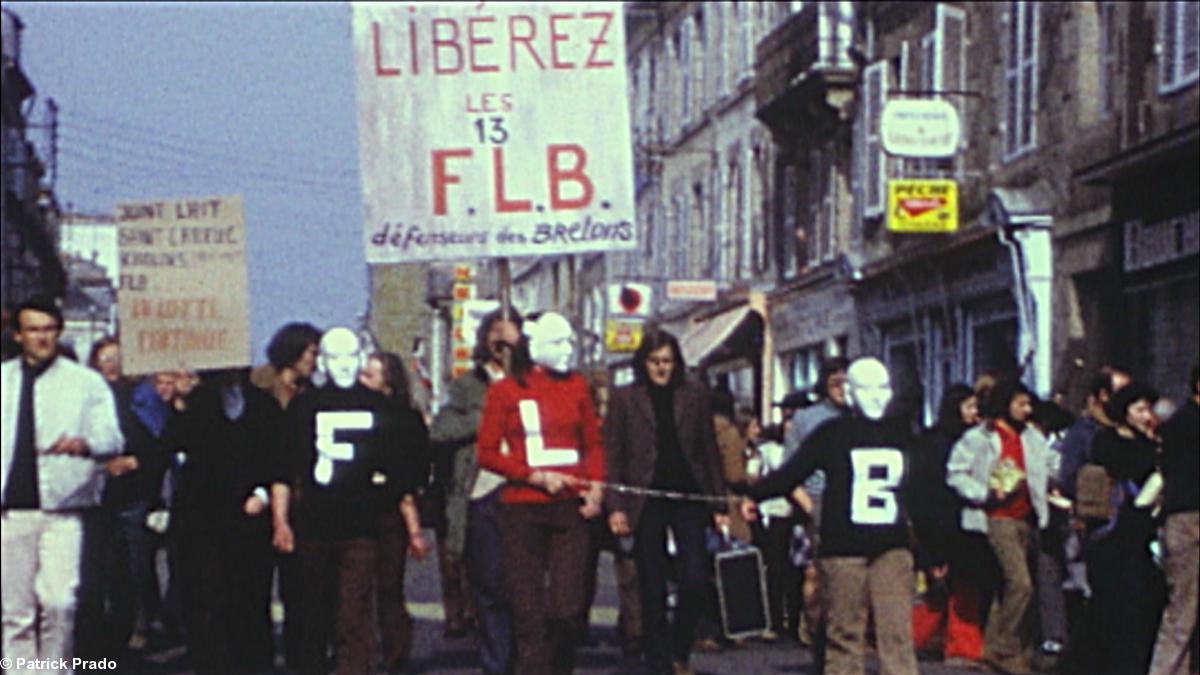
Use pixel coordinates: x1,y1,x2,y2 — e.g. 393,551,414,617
1,291,1197,675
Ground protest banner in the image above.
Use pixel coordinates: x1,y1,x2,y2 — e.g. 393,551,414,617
352,2,637,263
115,195,251,375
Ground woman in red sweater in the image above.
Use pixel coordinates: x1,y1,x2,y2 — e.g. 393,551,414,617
477,312,605,675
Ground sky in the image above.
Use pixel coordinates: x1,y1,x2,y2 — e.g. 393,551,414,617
6,1,368,363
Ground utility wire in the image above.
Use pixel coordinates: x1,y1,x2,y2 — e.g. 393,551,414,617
63,106,359,170
57,125,359,189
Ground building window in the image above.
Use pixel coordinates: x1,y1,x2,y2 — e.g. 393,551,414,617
739,1,754,82
861,60,887,217
818,1,855,68
752,142,771,274
691,180,707,277
1159,0,1200,93
694,8,707,116
672,193,687,277
1099,1,1119,114
783,163,801,277
679,19,693,126
1004,1,1038,159
916,4,966,177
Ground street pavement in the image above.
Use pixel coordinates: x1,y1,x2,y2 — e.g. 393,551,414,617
132,539,996,674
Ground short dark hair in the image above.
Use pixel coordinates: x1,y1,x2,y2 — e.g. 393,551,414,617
472,307,523,365
631,329,686,387
1087,365,1129,398
1104,380,1158,424
16,294,64,330
980,377,1032,420
266,322,321,370
815,356,851,399
87,335,120,371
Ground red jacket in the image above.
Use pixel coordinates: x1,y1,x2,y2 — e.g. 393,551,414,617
477,367,605,504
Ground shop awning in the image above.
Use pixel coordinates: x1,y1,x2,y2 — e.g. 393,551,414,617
679,305,764,367
1075,122,1198,185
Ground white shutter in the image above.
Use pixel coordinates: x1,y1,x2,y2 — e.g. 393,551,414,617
1161,1,1179,89
863,60,887,217
1183,0,1200,83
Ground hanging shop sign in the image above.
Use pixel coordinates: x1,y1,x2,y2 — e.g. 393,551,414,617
881,99,961,158
353,3,636,262
887,179,959,233
666,279,718,302
115,195,251,375
605,319,644,353
608,282,652,318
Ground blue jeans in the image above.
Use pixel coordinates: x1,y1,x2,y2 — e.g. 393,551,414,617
467,491,513,675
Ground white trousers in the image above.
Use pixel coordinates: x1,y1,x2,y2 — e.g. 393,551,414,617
1,510,84,674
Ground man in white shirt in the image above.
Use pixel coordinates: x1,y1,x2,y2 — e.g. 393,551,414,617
1,295,123,671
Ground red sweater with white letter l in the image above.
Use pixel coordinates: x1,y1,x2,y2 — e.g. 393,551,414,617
477,367,605,504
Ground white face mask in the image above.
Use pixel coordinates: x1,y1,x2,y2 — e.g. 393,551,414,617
318,327,364,389
527,312,576,374
845,357,894,421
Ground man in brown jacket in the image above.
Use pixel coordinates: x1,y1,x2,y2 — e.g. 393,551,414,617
605,330,728,675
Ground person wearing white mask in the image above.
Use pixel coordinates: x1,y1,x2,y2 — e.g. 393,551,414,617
741,357,919,675
271,327,427,675
477,312,606,675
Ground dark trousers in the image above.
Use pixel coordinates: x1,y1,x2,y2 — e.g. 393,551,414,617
104,501,161,650
468,492,514,675
1085,527,1167,675
759,516,800,634
296,535,378,675
501,500,591,675
377,512,414,671
177,519,274,675
634,500,711,671
73,508,108,661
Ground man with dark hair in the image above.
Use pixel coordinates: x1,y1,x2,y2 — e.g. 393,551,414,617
2,294,124,670
431,306,522,674
948,378,1058,675
605,329,727,675
251,320,321,670
1149,365,1200,675
1057,366,1130,500
781,355,850,647
253,322,322,411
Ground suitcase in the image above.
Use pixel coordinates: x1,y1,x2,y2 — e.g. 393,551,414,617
714,546,770,640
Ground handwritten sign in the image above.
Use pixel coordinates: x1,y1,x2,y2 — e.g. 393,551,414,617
352,2,636,262
115,195,251,375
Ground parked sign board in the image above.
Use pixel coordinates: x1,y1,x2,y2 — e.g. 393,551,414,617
352,3,636,263
887,180,958,233
115,195,251,375
881,99,961,158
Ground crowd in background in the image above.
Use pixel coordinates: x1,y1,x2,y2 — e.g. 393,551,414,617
1,292,1197,675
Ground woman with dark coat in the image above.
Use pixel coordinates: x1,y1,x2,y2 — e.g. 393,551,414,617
1085,381,1167,675
166,369,283,674
909,384,995,668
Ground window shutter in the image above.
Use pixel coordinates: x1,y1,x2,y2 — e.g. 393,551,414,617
1161,1,1178,88
863,60,887,216
1183,0,1200,80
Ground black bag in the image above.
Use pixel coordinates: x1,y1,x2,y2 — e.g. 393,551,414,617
714,547,770,640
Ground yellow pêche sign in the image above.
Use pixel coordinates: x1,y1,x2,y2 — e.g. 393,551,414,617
888,179,958,233
605,319,644,353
